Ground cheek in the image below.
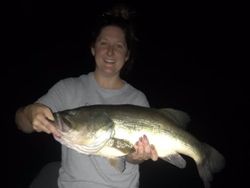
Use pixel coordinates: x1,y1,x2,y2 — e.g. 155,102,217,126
95,47,107,57
91,45,104,56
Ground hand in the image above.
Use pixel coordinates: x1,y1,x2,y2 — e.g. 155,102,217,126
25,103,61,137
127,135,158,163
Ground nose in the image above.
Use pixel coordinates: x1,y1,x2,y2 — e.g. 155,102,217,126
107,45,114,56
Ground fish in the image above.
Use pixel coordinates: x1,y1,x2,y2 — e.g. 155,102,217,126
53,104,225,188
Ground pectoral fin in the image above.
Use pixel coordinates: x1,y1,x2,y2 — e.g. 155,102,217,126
106,138,135,154
108,157,126,173
162,152,186,168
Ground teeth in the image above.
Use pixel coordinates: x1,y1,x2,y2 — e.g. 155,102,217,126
104,59,115,64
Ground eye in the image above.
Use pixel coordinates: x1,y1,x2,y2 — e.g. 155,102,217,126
116,44,123,49
100,41,107,46
98,39,108,46
68,111,76,116
115,43,126,50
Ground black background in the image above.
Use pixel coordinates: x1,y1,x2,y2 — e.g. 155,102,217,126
7,1,249,187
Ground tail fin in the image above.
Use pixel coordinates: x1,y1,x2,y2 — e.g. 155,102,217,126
197,143,225,188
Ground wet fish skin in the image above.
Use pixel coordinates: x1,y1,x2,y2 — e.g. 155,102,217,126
53,104,225,188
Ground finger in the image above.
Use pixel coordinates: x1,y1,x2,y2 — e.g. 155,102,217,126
32,117,47,132
33,116,59,136
150,145,158,161
44,120,61,137
33,122,51,134
132,141,139,154
42,126,53,134
134,141,139,150
44,111,62,137
33,125,41,132
137,138,144,155
142,135,150,145
142,135,151,154
52,127,62,138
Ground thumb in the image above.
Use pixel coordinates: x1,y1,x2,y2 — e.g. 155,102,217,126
43,108,61,137
44,108,55,122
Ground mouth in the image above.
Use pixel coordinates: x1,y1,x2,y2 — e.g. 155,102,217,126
104,59,116,64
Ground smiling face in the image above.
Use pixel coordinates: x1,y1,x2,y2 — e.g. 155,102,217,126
91,25,130,77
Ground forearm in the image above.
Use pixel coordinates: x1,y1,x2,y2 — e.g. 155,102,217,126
15,105,34,133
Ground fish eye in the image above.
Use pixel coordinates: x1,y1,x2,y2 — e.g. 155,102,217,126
68,111,77,116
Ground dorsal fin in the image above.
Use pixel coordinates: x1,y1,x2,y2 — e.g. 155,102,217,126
159,108,190,129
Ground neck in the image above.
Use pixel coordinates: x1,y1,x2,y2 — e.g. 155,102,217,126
93,71,125,89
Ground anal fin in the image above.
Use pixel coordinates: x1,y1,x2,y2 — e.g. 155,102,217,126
108,157,126,173
162,152,186,168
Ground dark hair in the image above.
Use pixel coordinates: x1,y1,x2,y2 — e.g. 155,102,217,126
91,4,137,77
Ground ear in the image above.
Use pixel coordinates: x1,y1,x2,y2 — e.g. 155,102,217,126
125,51,130,62
91,46,95,56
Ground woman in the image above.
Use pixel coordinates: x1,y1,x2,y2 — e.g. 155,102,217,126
15,4,158,188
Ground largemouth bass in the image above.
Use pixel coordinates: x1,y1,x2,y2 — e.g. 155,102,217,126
53,104,225,188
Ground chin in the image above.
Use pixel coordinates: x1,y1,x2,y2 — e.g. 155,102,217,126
104,70,120,77
102,67,118,74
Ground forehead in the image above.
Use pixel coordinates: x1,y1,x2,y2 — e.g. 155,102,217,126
98,25,126,42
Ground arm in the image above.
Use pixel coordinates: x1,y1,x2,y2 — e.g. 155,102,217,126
126,135,158,164
15,103,61,137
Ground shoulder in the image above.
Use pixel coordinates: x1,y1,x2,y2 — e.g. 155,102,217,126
59,76,83,85
44,74,88,99
37,74,89,112
126,83,146,96
54,74,88,89
126,83,150,107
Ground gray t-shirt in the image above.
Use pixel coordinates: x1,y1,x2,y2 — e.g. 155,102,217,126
37,72,149,188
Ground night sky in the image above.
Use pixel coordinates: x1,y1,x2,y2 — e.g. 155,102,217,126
8,1,249,188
